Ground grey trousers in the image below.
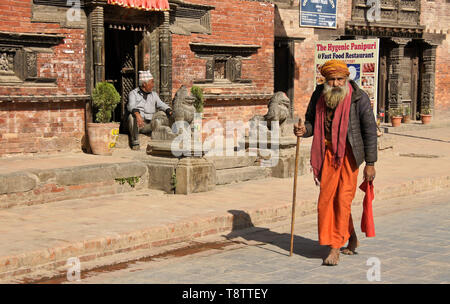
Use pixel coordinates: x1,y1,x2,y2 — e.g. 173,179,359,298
128,113,152,147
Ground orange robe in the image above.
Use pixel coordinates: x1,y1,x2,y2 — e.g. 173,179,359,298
317,142,359,249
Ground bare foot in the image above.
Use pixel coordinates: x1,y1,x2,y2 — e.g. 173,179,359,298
341,232,359,255
323,247,340,266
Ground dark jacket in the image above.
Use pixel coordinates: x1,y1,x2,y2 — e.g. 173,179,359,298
303,80,378,168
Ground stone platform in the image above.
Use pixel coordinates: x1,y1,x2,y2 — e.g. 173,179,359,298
0,123,449,282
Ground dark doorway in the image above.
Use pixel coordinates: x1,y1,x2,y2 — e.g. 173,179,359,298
105,27,143,123
377,39,390,122
274,38,295,117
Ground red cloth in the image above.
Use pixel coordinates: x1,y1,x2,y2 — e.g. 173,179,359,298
311,82,353,180
360,180,375,237
107,0,169,10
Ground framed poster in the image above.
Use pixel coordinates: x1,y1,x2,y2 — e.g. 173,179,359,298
314,39,380,115
300,0,337,29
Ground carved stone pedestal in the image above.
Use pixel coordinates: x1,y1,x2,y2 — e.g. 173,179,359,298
245,136,310,178
270,145,310,178
143,140,215,195
175,157,216,195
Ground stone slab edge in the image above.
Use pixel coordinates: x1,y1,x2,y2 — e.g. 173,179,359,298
0,161,148,208
0,174,449,281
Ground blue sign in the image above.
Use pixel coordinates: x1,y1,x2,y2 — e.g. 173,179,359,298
300,0,337,28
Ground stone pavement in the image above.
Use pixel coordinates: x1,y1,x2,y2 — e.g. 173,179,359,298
0,122,450,282
71,187,450,284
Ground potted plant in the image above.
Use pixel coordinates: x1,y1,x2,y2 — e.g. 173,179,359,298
420,106,432,125
191,86,204,138
191,85,204,113
87,82,121,155
388,107,403,127
402,105,411,124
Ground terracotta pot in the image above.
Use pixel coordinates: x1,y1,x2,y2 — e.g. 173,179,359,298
402,115,411,124
421,114,432,125
87,122,120,155
391,116,402,127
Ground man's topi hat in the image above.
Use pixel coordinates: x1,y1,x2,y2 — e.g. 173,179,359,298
139,70,153,83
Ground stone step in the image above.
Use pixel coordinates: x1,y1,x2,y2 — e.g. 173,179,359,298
206,155,258,170
115,133,152,149
0,155,149,209
215,166,271,185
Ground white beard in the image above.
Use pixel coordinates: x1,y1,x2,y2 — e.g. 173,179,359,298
323,80,349,109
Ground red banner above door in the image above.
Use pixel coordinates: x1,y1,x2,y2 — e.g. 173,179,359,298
107,0,170,11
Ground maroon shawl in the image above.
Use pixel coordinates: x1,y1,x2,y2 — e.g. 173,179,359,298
311,83,353,180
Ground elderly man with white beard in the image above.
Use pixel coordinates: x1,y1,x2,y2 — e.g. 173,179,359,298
294,59,378,266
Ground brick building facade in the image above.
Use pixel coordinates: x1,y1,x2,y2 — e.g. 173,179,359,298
0,0,275,157
171,0,274,126
0,0,89,156
3,0,446,157
274,0,449,121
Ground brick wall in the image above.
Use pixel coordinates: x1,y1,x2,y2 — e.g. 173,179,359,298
202,103,268,131
171,0,275,123
0,0,87,156
0,100,85,156
421,0,450,115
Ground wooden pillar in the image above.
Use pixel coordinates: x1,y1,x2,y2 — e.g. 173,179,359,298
421,44,437,115
159,10,172,105
90,5,105,86
388,38,409,115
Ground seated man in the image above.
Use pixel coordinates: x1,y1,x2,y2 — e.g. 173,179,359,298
127,70,173,150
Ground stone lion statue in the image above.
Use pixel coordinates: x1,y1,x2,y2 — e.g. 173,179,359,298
264,91,291,129
150,85,197,140
249,91,292,138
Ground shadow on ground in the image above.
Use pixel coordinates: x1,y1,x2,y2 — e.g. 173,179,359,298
225,210,328,261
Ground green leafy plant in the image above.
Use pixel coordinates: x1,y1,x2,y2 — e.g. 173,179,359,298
92,82,121,123
170,171,177,193
420,106,432,115
403,105,410,116
115,176,140,188
191,86,204,113
388,107,402,117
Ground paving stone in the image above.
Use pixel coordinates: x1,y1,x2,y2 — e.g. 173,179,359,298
2,125,450,283
68,186,450,284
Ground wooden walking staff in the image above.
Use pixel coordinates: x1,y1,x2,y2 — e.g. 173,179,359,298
290,118,303,256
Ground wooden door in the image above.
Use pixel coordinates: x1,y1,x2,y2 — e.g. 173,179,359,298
403,46,419,120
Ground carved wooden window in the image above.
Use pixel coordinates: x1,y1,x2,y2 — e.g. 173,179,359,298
0,47,38,84
214,59,226,80
170,2,214,35
351,0,421,26
190,43,260,84
0,50,15,76
0,32,63,85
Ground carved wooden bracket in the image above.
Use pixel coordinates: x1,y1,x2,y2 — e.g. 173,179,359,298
345,22,424,39
190,43,260,57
